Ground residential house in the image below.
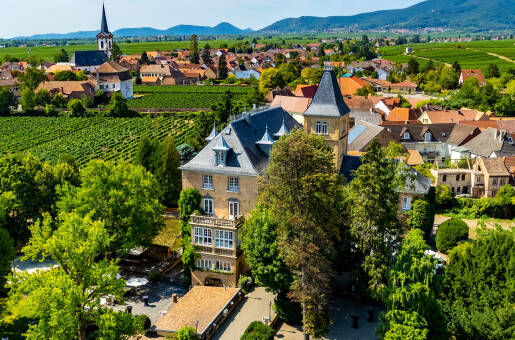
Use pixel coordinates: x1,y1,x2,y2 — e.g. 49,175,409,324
385,107,423,122
91,61,133,99
418,109,487,124
339,76,368,96
431,169,477,196
294,85,318,98
475,158,512,197
234,69,261,80
140,64,187,85
344,96,383,127
459,128,515,159
383,123,455,164
36,81,96,101
270,95,312,125
180,107,300,287
375,97,402,118
459,69,485,86
45,64,76,75
363,78,417,94
0,79,21,98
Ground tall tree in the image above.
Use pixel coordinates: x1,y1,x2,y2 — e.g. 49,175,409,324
201,43,212,65
485,63,500,79
218,54,228,79
53,48,69,63
259,129,344,339
0,228,15,296
407,57,420,75
189,34,200,64
18,66,47,90
211,89,236,125
140,51,149,65
378,229,447,340
9,212,142,339
57,160,164,255
0,86,15,115
452,60,461,73
20,87,36,112
158,135,182,207
133,135,162,175
347,140,406,299
110,42,123,63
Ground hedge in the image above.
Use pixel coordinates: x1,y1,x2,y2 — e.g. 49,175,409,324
436,218,469,253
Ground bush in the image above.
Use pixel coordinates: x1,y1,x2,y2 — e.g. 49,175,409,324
135,314,151,330
44,104,59,116
435,185,453,208
67,99,86,117
240,321,274,340
436,218,469,253
147,269,163,282
178,326,198,340
238,275,253,295
407,199,434,239
273,293,302,324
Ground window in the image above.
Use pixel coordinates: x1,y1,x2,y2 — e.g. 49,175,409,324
457,187,461,193
203,198,214,216
402,197,412,211
508,136,513,144
493,178,498,186
216,151,225,166
500,178,505,186
315,121,328,135
441,131,446,137
215,230,234,249
203,175,213,189
100,41,104,49
228,177,239,192
322,122,328,135
462,174,466,181
456,175,460,181
463,186,468,194
215,261,231,272
424,132,432,142
194,227,212,246
423,118,428,123
442,175,447,182
228,200,240,219
196,259,212,270
403,132,410,140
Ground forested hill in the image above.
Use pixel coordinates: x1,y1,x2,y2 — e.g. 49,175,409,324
261,0,515,33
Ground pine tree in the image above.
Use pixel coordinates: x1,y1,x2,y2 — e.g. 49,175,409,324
110,42,123,63
54,48,69,63
140,51,149,65
189,34,200,64
218,54,228,79
201,43,212,65
158,135,182,207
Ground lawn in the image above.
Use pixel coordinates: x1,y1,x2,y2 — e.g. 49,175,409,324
153,219,182,251
437,214,515,240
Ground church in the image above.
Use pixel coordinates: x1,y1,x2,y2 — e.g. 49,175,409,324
69,4,133,99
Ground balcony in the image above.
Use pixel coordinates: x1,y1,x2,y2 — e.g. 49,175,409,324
194,245,239,258
190,214,244,230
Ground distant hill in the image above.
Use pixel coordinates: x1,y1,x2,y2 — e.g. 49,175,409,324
13,22,251,40
261,0,515,33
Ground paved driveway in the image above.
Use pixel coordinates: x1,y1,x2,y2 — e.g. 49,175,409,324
212,287,276,340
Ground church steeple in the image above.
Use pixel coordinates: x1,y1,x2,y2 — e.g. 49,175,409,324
100,4,109,33
97,3,114,59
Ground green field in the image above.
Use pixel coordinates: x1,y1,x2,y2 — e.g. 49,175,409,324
380,40,515,72
129,85,253,109
0,114,194,166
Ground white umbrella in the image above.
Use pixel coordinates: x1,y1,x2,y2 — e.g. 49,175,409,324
126,277,149,287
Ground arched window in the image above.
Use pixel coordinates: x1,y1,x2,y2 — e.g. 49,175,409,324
100,41,104,49
322,122,328,135
315,121,321,134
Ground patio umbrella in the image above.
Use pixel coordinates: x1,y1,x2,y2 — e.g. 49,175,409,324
126,277,149,287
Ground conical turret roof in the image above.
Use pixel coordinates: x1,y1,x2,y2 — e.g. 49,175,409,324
274,119,289,138
304,67,350,117
212,135,231,151
256,125,275,145
205,122,218,142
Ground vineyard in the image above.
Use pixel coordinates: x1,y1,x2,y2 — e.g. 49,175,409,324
129,85,253,109
0,114,195,166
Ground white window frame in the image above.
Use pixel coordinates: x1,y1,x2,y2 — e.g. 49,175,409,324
196,258,212,270
402,197,412,211
403,132,410,140
322,122,328,135
228,177,239,192
215,230,234,249
315,121,322,134
203,175,213,190
228,200,240,219
216,151,225,165
203,198,214,216
215,261,231,272
194,227,212,246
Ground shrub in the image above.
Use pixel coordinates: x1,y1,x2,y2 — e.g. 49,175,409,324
44,104,59,116
238,275,252,295
407,199,434,238
435,185,453,208
178,326,198,340
135,314,151,330
148,269,163,282
436,218,469,253
240,321,274,340
67,99,86,117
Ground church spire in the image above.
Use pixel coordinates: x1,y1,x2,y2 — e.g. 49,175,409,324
101,3,109,33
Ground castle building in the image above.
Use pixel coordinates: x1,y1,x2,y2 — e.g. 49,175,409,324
180,67,349,288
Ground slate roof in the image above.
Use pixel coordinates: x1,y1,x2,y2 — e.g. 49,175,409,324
304,68,350,117
71,51,107,67
100,4,109,33
461,128,515,157
383,124,454,143
180,107,300,176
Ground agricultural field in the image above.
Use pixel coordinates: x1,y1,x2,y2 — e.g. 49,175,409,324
129,85,253,109
379,39,515,72
0,114,195,166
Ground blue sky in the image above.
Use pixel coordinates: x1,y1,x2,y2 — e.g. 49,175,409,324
1,0,423,38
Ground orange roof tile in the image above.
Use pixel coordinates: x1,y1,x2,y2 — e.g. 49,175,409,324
339,77,367,96
271,95,312,113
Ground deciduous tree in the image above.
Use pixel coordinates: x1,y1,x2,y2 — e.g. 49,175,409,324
110,42,123,63
53,48,69,63
0,86,15,115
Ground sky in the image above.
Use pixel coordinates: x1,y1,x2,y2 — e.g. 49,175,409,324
0,0,423,38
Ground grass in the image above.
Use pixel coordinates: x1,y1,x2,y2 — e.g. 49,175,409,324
153,219,182,250
438,214,515,240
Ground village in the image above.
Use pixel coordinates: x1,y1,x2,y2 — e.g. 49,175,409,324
0,3,514,340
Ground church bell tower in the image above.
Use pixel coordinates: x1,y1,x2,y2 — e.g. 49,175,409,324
97,4,113,59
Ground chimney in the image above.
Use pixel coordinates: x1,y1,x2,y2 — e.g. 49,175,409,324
244,112,251,124
252,104,256,111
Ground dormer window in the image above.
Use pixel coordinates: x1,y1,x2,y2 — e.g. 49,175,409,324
216,151,225,165
212,135,231,167
508,136,514,144
441,131,446,137
424,132,432,142
403,132,410,140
